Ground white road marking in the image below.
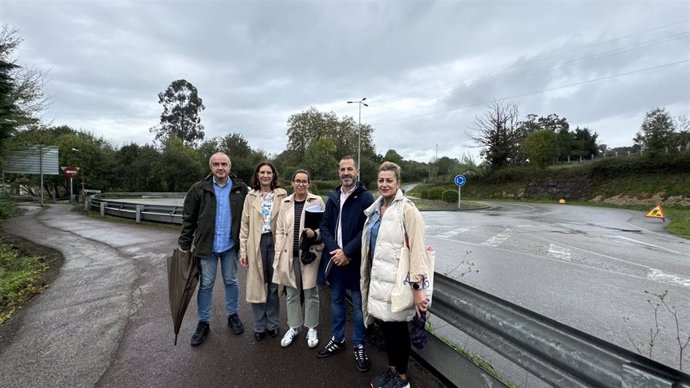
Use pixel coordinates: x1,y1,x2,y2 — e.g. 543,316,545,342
438,227,469,238
606,235,685,256
481,228,513,247
548,244,571,261
648,268,690,288
427,233,690,290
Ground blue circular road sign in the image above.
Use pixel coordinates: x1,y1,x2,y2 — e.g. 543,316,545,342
454,174,466,187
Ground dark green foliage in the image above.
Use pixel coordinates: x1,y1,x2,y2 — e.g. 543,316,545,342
442,190,458,203
588,152,690,180
634,107,675,158
523,130,558,168
0,28,22,158
150,79,206,145
284,107,375,181
428,187,445,200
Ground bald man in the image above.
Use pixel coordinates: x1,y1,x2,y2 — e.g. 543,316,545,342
179,152,249,346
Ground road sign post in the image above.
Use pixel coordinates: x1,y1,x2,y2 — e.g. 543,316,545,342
454,174,466,209
62,166,80,202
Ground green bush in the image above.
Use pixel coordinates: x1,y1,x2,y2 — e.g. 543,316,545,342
0,199,16,221
588,152,690,180
428,187,445,200
442,190,459,203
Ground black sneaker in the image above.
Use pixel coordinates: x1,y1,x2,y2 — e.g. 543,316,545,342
370,368,396,388
191,321,210,346
383,373,409,388
228,314,244,335
316,336,345,358
354,344,371,372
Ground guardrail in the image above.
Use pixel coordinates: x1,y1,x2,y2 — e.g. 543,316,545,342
86,194,690,387
87,193,185,224
431,273,690,387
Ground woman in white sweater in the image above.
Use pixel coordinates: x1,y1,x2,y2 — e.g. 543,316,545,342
361,162,430,388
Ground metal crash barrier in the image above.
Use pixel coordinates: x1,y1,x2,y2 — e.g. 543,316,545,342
431,273,690,387
85,193,690,387
87,192,184,224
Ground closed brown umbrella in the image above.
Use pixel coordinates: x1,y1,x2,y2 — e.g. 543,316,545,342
167,248,200,345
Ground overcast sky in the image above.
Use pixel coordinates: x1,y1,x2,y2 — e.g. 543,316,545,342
3,0,689,163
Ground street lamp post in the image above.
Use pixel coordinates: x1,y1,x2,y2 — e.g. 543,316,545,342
347,97,368,179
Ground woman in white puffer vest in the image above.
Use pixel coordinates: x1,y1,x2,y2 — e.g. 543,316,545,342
360,161,430,388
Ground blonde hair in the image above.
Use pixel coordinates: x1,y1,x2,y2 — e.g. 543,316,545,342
379,161,401,182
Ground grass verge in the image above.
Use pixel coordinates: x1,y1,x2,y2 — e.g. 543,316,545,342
0,198,50,325
662,207,690,239
0,244,47,324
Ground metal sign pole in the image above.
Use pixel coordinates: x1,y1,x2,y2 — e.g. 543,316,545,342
454,174,466,210
458,186,462,209
70,177,74,203
40,147,44,206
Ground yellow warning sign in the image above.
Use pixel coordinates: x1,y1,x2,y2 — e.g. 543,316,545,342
645,205,666,220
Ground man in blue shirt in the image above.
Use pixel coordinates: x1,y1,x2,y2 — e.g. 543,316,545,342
179,152,248,346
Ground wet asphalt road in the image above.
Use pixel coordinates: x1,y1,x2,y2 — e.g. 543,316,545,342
423,201,690,377
0,204,445,388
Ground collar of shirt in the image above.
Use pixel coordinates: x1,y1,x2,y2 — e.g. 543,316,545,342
213,176,231,189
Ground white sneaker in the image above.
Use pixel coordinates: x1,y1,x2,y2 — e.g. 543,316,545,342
306,328,319,348
281,327,300,347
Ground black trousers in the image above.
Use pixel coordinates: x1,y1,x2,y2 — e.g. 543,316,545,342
378,320,411,374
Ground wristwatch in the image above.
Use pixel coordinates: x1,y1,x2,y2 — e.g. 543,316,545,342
412,283,422,290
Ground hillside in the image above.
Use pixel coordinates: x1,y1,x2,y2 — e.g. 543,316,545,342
414,152,690,207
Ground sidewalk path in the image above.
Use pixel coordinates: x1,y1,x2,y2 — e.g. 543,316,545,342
0,204,445,388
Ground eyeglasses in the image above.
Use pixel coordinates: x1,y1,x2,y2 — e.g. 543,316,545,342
293,180,309,186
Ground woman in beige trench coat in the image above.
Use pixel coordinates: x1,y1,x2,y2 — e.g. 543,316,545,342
240,161,287,341
272,170,325,349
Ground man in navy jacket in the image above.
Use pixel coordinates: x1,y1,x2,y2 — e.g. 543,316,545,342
317,156,374,372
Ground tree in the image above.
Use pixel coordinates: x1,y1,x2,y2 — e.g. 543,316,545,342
572,127,599,159
303,138,337,180
672,115,690,151
518,113,573,162
285,107,375,178
0,54,20,153
469,101,521,170
152,136,205,191
435,156,460,176
150,79,206,145
634,107,675,157
1,25,50,160
114,143,161,191
523,130,558,168
7,125,117,197
383,149,404,166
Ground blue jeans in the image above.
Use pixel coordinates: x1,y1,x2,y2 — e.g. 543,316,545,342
197,249,239,323
330,272,366,346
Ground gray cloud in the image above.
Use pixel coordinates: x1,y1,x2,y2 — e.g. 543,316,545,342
4,0,689,162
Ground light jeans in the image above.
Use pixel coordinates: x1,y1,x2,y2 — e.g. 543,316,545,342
197,249,240,323
286,255,319,329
